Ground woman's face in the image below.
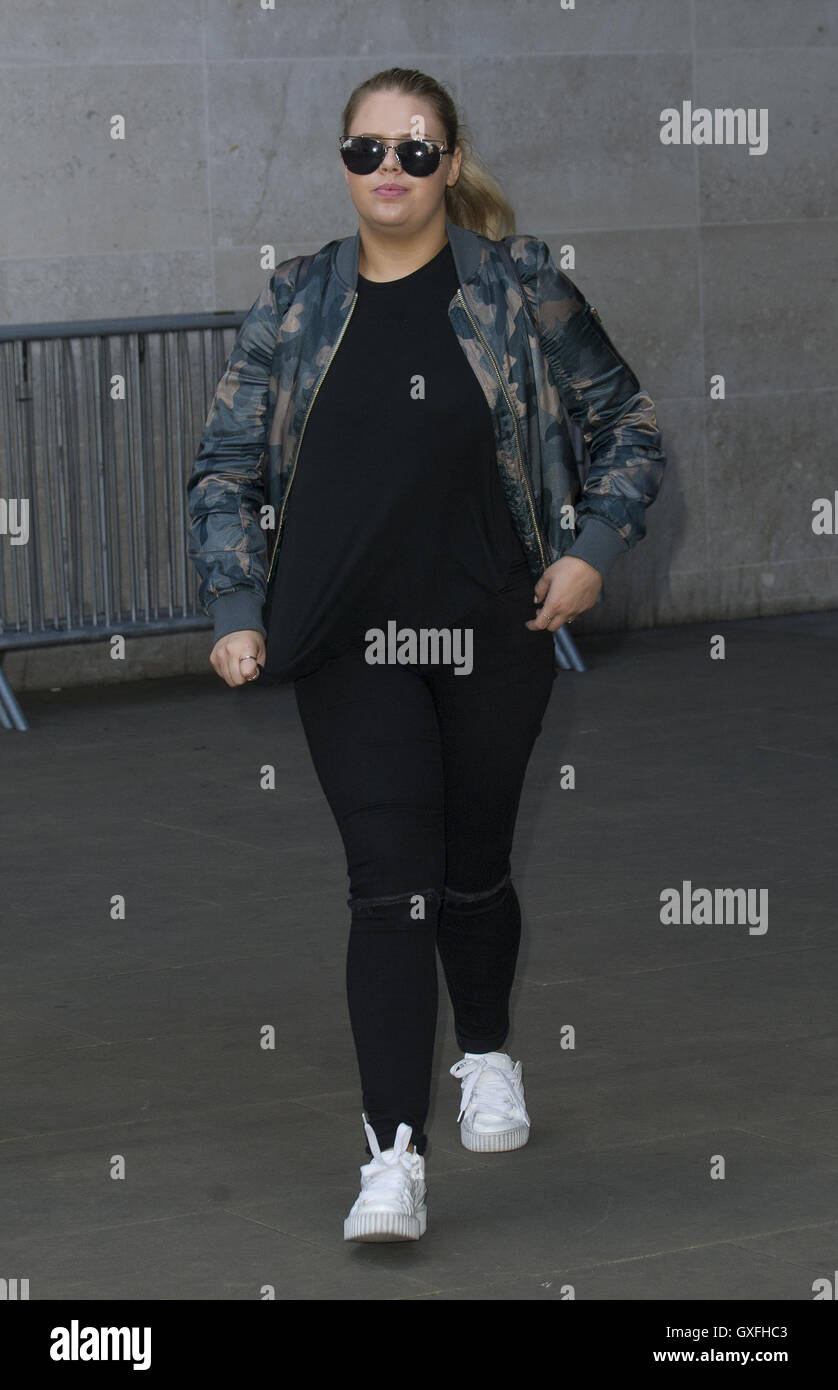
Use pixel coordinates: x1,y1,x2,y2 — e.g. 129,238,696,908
342,90,461,231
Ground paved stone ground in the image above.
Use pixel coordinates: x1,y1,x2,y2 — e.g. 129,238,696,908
2,609,835,1300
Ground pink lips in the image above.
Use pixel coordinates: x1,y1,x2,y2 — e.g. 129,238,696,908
374,185,407,197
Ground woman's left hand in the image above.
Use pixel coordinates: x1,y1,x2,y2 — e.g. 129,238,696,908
525,555,604,632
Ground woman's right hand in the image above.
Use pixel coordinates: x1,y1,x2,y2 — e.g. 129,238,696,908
209,629,267,687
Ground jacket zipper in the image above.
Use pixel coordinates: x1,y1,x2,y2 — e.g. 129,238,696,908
589,303,640,381
455,289,550,573
265,291,359,588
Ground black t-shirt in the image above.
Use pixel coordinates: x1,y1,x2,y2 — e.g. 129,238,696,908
262,239,530,681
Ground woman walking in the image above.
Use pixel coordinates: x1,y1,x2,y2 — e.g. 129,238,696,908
187,67,666,1243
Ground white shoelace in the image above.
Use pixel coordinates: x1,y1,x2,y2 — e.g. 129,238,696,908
355,1130,422,1213
450,1056,530,1125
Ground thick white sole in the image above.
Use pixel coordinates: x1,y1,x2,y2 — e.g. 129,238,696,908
460,1118,530,1152
344,1205,428,1242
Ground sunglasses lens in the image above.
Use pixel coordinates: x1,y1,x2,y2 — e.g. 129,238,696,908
340,137,442,177
397,141,441,176
340,137,383,174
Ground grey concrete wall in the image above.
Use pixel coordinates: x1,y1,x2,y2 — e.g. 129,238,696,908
1,0,836,695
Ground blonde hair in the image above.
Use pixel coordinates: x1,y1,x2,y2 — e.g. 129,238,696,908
340,67,516,241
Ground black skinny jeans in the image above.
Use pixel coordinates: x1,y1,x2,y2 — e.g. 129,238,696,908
292,562,556,1158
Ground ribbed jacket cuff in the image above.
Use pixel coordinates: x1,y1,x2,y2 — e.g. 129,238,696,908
565,517,628,583
209,589,267,643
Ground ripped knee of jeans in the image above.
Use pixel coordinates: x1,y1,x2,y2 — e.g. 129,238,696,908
442,869,512,910
347,886,442,922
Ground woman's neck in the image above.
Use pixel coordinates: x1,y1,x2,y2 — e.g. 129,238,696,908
357,219,449,283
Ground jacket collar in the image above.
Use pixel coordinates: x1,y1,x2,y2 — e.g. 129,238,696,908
333,214,483,291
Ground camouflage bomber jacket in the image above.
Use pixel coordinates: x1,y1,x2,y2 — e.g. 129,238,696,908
186,214,666,643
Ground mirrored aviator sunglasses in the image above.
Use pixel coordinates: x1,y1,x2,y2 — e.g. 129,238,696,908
339,136,449,177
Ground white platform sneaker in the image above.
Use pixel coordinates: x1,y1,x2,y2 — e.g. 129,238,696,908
449,1050,531,1152
343,1112,428,1242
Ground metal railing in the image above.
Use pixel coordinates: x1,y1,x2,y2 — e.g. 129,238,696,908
0,310,246,730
